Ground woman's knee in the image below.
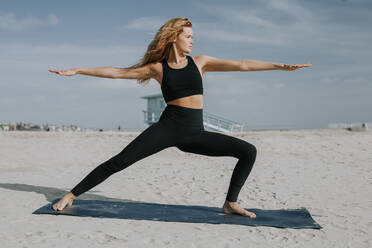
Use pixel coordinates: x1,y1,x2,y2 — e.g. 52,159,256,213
239,142,257,159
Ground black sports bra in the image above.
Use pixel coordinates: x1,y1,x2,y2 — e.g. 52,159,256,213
161,55,203,103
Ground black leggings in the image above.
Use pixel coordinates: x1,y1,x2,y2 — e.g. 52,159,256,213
71,104,257,202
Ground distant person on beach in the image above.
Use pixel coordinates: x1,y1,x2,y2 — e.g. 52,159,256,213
49,17,311,217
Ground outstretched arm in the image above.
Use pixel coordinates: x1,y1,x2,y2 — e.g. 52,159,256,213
199,55,311,72
48,64,156,79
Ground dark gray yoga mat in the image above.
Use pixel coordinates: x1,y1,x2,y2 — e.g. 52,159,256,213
33,199,321,229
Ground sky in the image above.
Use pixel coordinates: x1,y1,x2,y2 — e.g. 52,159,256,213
0,0,371,131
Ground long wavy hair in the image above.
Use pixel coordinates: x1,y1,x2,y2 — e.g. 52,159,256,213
128,17,192,85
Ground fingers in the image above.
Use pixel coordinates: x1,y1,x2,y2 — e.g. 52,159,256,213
49,69,61,74
49,69,72,76
297,64,312,68
283,63,312,71
52,201,67,211
52,203,61,211
49,69,68,73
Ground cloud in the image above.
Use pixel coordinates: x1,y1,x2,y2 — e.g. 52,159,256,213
121,16,167,31
192,0,320,45
1,43,142,57
0,43,148,90
0,43,145,67
0,13,59,31
266,0,314,23
195,28,288,45
195,2,278,29
192,6,286,45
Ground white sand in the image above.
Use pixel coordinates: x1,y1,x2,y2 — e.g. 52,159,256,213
0,128,371,247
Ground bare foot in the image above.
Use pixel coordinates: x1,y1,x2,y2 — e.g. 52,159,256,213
52,192,76,211
222,200,256,218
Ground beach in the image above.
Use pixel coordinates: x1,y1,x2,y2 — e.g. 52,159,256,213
0,128,371,247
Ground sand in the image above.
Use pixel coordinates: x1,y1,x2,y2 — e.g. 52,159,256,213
0,128,371,247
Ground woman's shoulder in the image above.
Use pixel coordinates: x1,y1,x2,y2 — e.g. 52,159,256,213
148,60,163,73
191,54,212,64
145,61,163,85
191,54,204,61
190,54,209,72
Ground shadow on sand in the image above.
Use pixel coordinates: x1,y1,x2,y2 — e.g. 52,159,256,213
0,183,322,229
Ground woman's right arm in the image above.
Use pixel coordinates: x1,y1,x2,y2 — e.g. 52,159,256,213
49,64,155,79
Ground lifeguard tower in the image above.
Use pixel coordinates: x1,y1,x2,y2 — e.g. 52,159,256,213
141,93,244,133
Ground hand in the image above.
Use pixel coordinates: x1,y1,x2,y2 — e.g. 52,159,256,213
281,63,312,71
48,68,78,76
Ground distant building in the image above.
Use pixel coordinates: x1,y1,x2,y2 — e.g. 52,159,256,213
328,122,369,131
0,122,86,132
141,93,244,133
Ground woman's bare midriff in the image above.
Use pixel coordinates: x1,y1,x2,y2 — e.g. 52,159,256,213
166,94,203,109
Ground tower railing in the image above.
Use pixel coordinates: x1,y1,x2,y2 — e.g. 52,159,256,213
143,110,244,133
203,111,244,133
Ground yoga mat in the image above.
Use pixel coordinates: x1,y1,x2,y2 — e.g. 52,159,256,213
33,199,322,229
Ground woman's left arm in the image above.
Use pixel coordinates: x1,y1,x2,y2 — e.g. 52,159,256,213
242,59,312,71
200,54,311,72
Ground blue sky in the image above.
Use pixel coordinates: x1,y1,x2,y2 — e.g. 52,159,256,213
1,0,371,131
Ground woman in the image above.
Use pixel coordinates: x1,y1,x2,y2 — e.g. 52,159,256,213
49,17,311,218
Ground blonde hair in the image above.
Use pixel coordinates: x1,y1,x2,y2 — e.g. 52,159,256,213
128,17,192,85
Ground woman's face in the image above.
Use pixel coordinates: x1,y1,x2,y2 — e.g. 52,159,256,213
174,27,193,54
